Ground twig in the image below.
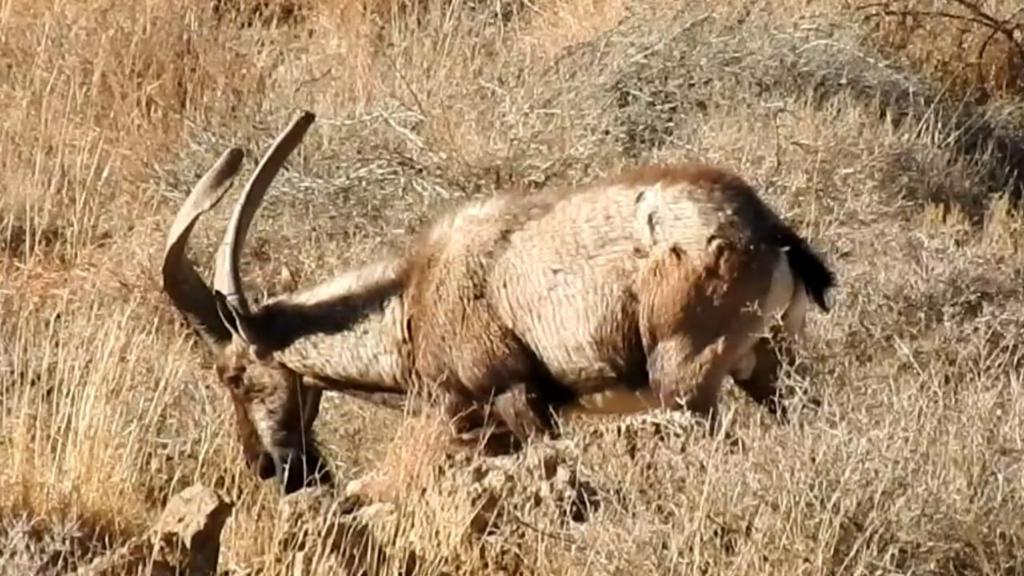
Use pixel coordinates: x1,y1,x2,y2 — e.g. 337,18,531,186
858,1,1024,78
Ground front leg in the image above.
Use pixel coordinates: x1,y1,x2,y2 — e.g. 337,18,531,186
441,391,518,456
492,381,556,448
441,384,555,456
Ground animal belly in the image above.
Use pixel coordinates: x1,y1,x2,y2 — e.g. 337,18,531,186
561,385,660,418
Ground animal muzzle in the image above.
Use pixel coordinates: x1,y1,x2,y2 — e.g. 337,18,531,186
254,451,277,480
276,445,334,494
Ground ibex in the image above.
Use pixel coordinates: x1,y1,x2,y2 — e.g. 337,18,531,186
162,111,835,494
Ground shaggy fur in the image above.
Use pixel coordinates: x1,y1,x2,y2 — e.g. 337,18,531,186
162,112,835,494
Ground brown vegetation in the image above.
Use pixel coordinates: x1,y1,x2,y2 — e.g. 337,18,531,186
2,0,1024,574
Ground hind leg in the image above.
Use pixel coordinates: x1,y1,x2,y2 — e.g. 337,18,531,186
730,328,790,419
731,285,809,420
640,242,790,431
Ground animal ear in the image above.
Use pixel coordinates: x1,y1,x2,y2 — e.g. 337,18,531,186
214,290,262,346
214,290,242,339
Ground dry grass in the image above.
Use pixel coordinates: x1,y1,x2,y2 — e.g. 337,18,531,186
3,0,1024,574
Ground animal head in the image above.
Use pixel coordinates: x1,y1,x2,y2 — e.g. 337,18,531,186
160,112,331,494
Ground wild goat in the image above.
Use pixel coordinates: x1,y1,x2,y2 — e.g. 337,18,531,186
162,111,835,494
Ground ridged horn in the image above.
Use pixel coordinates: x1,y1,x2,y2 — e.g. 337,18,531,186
162,148,245,352
213,111,316,345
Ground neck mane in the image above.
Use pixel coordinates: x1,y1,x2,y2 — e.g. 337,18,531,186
254,257,412,396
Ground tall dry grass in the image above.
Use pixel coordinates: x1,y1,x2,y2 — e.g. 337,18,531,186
2,0,1024,574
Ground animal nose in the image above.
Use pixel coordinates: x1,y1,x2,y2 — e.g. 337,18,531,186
279,447,333,494
256,451,277,480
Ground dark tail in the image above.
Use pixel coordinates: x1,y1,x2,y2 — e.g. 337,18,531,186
774,227,836,312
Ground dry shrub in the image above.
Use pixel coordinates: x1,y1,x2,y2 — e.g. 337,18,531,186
860,0,1024,102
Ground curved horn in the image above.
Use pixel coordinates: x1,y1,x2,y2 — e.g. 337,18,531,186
214,110,316,344
162,148,245,352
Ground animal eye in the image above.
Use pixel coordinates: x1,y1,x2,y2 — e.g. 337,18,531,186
220,364,246,391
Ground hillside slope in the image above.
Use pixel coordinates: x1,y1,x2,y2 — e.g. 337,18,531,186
2,1,1023,574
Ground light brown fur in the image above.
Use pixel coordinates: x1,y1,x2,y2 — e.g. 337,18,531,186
161,112,835,494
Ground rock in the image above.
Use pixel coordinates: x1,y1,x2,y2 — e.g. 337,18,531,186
76,484,233,576
150,484,234,575
344,472,392,504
